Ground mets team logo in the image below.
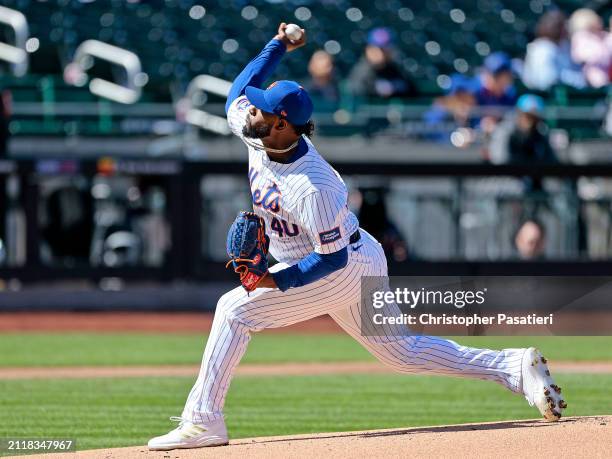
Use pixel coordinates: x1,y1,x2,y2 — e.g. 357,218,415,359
249,167,281,213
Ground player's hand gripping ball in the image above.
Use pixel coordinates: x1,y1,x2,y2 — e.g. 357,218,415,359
226,211,270,292
285,23,303,41
274,22,306,52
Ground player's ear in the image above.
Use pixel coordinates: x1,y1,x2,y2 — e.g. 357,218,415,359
275,118,287,131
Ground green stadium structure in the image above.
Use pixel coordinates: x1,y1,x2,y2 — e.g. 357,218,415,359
0,0,609,138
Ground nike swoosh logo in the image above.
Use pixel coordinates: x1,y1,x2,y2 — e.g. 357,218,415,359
352,244,363,251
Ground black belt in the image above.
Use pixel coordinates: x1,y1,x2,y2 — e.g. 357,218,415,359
349,230,361,244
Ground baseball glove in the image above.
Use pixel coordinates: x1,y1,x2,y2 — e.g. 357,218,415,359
226,211,270,292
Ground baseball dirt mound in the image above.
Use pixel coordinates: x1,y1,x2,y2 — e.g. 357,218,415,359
20,416,610,459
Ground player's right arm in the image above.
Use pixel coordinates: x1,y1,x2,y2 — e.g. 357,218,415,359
226,23,306,136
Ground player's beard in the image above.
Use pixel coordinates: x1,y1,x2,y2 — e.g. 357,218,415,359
243,115,273,139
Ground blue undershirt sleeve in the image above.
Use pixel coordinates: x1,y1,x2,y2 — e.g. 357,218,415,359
225,39,287,113
271,247,348,292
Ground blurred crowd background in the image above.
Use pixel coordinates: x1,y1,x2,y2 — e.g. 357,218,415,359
0,0,611,300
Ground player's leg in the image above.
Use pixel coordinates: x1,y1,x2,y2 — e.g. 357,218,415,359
149,267,367,450
330,302,565,420
330,303,524,391
329,231,565,420
180,282,356,425
180,258,370,424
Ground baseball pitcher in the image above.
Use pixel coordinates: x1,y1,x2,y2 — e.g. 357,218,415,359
148,23,566,450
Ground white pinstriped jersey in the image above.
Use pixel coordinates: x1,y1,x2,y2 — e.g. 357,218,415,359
181,89,530,429
227,95,359,265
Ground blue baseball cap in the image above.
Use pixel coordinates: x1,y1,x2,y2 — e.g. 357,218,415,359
367,27,394,48
245,80,313,126
448,74,478,95
484,51,512,75
516,94,545,116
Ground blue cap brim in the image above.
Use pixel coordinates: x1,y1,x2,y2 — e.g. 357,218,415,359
245,86,276,114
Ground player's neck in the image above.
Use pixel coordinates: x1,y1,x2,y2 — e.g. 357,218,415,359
262,137,301,163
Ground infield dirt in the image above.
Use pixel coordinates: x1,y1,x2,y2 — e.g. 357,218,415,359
1,360,611,379
17,416,611,459
3,312,610,458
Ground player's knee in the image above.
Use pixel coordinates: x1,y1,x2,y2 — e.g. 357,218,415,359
362,336,418,366
215,292,236,315
215,290,251,323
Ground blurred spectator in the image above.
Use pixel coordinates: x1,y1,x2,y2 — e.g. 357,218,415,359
423,75,477,143
471,52,517,139
426,75,477,126
304,50,340,110
424,54,517,147
522,10,586,90
348,27,417,99
569,8,611,88
489,94,558,165
514,219,546,260
357,187,410,262
474,52,517,107
0,88,12,158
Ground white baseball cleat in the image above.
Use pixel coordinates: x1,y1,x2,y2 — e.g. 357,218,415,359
148,416,229,450
521,347,567,421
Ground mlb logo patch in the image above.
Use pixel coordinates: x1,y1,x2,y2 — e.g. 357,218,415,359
237,98,251,110
319,227,341,245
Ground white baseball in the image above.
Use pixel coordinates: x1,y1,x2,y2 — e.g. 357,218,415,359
285,24,303,41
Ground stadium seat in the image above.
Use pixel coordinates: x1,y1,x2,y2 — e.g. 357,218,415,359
0,0,609,137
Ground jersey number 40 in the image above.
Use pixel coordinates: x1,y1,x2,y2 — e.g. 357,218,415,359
270,217,299,238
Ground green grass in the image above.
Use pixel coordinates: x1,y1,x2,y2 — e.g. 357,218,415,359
0,333,609,453
0,334,610,367
0,333,372,367
0,373,609,452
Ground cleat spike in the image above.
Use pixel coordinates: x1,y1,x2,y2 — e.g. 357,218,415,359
521,347,565,423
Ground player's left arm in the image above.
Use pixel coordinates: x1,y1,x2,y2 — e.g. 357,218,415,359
259,190,350,291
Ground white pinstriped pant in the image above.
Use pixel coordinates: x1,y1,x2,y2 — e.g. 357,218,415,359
182,230,525,424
